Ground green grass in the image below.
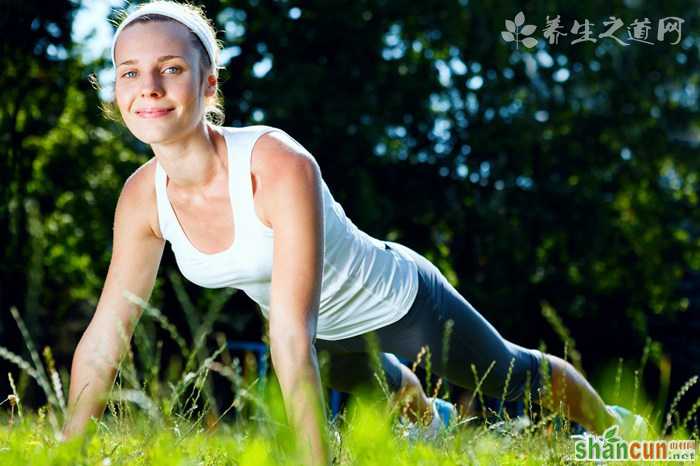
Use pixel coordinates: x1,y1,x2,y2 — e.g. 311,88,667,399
0,406,578,465
0,299,698,465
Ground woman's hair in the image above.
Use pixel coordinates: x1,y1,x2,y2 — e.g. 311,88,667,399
93,1,225,126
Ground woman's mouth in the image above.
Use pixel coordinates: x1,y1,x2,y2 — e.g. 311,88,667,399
136,108,175,118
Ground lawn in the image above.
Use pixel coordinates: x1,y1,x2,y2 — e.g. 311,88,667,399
0,305,697,465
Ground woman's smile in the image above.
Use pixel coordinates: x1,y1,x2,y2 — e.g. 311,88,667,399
136,107,175,118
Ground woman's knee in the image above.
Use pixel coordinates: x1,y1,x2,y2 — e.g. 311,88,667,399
320,351,404,393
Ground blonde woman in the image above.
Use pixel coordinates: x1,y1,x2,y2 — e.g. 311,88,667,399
62,2,647,465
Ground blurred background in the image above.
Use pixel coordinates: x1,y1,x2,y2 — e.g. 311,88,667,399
0,0,698,423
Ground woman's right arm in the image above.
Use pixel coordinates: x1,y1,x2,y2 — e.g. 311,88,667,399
61,170,165,439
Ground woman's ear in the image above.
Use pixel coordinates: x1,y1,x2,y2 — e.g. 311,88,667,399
204,72,218,98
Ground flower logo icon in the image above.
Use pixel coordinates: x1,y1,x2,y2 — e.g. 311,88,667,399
501,11,538,49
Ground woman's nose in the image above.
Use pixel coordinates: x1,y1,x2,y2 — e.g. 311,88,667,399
140,71,164,97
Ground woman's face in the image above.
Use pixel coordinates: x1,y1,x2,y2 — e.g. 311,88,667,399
113,20,212,145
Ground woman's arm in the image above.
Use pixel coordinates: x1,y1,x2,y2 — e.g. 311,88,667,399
62,168,165,439
256,131,328,465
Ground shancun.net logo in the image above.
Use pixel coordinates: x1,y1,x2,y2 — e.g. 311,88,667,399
571,425,697,462
501,11,685,48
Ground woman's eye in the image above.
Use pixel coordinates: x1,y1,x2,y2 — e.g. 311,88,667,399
120,67,179,79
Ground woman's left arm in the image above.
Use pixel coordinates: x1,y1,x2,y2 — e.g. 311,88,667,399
255,131,328,465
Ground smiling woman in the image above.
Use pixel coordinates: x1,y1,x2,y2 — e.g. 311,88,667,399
62,1,646,465
63,3,442,464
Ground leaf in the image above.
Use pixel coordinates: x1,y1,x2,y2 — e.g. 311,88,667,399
501,31,515,42
515,11,525,27
521,24,537,36
506,19,516,33
522,37,538,48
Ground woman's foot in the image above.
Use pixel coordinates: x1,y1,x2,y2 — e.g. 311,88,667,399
391,362,456,439
425,397,457,435
605,405,651,440
393,362,431,421
398,397,457,441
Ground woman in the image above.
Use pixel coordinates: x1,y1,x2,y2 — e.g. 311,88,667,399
61,1,645,464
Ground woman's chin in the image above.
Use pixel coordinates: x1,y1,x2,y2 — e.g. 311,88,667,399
129,123,181,145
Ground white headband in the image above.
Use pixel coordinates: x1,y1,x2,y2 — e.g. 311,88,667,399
111,1,218,70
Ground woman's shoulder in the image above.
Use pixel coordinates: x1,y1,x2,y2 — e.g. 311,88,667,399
249,127,318,182
117,157,163,240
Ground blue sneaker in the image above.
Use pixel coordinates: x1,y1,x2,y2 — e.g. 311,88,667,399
396,397,457,441
606,405,650,440
425,397,457,438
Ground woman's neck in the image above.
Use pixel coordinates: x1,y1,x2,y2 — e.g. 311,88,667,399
151,122,225,192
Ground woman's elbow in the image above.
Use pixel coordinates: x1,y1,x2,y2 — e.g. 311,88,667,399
269,329,315,362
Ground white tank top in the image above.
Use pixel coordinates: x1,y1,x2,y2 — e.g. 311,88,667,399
154,125,419,340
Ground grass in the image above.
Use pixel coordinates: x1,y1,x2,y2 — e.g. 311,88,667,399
0,295,698,465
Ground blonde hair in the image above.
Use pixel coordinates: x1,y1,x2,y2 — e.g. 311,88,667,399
94,1,225,126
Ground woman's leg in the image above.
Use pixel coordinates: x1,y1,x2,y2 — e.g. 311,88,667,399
313,340,432,422
548,354,616,434
387,353,433,421
359,242,615,433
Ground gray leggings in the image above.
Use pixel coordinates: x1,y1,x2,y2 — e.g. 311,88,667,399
315,242,552,403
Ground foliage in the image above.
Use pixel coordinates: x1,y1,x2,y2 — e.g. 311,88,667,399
0,0,699,422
